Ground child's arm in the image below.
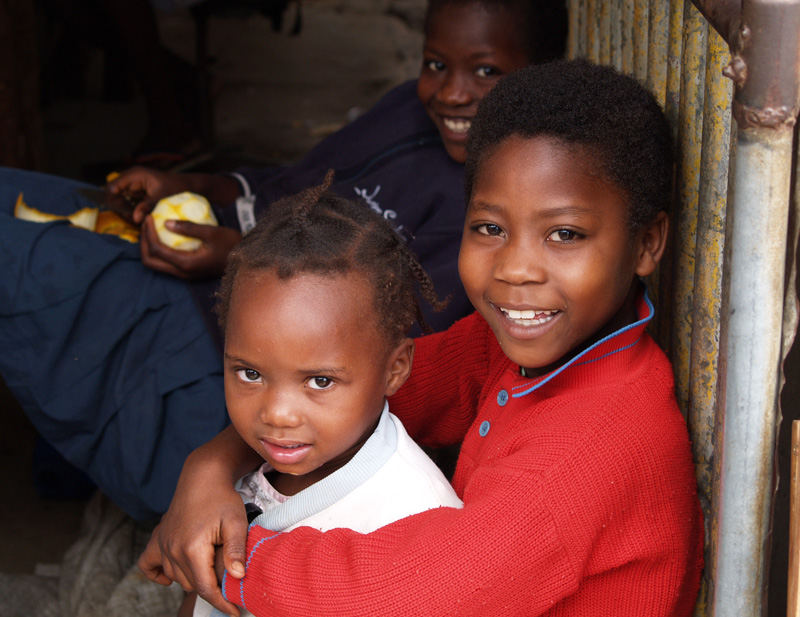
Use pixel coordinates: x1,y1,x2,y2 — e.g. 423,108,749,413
389,312,490,446
138,424,260,616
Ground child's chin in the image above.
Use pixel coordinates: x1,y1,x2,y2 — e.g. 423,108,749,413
500,345,565,377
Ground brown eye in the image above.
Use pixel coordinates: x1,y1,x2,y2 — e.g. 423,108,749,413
236,368,261,383
475,223,504,237
424,59,445,72
548,229,578,242
476,66,500,78
308,376,334,390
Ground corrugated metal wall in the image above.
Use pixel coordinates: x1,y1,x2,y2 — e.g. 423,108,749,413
565,1,800,615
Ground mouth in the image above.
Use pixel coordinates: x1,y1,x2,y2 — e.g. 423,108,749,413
441,117,471,135
259,438,312,465
498,306,560,327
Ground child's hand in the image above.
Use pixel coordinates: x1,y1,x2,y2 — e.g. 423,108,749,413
139,216,242,279
137,436,252,617
214,545,227,583
138,498,247,617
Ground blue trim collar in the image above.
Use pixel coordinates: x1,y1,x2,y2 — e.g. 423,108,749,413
511,289,654,398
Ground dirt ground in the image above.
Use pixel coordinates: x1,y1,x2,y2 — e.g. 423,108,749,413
0,0,426,576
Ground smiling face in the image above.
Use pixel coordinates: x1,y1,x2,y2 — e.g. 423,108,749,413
223,268,413,494
458,135,667,375
416,3,530,163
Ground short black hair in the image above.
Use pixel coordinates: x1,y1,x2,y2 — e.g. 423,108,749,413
424,0,567,63
465,59,674,229
216,172,446,346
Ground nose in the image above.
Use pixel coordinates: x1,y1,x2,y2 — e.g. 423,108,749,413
258,388,302,429
495,238,546,285
436,71,472,107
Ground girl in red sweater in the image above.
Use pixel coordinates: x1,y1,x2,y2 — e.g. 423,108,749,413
140,60,704,616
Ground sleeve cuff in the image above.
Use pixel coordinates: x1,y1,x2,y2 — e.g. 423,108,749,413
221,528,283,611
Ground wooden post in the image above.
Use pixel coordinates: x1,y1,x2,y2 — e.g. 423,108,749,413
788,420,800,616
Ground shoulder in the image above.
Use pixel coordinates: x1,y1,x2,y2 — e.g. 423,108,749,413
382,413,463,507
542,335,684,447
357,80,428,126
501,338,699,549
316,413,462,531
368,80,424,115
500,333,691,497
327,79,434,149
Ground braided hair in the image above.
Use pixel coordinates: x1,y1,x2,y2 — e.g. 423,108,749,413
216,171,447,345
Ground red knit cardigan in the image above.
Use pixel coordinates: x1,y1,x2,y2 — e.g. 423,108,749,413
223,292,704,616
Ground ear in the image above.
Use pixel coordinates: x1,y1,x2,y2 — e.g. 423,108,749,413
384,338,414,397
634,211,669,278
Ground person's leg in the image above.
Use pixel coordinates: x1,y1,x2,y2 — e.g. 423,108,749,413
1,168,227,520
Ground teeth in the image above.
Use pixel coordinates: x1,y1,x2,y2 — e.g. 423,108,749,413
272,442,304,449
443,118,471,134
500,307,557,325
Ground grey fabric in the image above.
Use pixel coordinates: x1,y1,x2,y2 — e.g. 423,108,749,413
0,492,182,617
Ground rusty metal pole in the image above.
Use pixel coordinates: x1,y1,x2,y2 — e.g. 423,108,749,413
700,0,800,615
688,27,733,617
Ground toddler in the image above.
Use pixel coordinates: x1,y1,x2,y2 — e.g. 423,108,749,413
181,172,461,617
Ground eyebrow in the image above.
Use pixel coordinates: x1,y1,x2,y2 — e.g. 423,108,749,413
297,366,350,376
467,201,503,215
469,202,596,218
224,353,349,375
536,205,597,219
422,46,497,62
466,50,502,61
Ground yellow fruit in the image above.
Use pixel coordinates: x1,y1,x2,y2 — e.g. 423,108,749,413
15,194,62,222
67,208,99,230
150,192,218,251
95,211,140,243
14,193,98,230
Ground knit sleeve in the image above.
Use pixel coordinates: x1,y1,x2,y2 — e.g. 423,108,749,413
388,312,491,447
